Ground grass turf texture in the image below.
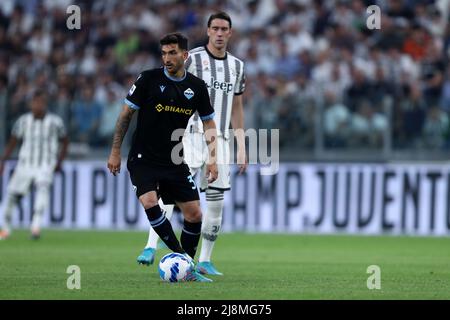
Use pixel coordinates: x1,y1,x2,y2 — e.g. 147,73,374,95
0,230,449,299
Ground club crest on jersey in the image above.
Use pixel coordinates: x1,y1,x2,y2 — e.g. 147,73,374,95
184,88,194,100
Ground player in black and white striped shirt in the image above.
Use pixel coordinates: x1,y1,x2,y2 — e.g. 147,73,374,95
138,12,247,276
0,90,69,240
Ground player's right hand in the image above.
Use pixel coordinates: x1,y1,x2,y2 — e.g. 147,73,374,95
107,152,121,176
206,163,218,183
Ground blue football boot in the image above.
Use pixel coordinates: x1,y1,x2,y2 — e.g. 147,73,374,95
196,261,223,276
183,269,213,282
137,248,156,266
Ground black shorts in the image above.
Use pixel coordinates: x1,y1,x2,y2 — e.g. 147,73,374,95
127,157,199,204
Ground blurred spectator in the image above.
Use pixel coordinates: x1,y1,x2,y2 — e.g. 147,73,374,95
350,100,388,148
71,86,103,146
441,68,450,110
0,0,447,156
284,20,314,56
403,24,432,61
345,67,372,112
255,82,280,130
396,83,427,149
420,42,445,108
323,90,351,148
114,29,139,66
370,66,395,108
26,25,52,59
50,87,71,125
423,106,449,149
275,41,300,79
387,0,415,20
93,22,117,58
98,89,122,146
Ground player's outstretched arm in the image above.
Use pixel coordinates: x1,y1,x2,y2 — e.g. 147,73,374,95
231,95,247,174
55,136,69,172
0,136,18,176
107,104,136,176
202,119,219,183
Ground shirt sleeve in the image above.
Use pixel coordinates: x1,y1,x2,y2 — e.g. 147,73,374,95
11,116,24,139
124,72,149,110
234,61,246,95
185,55,195,75
55,116,67,138
196,81,215,121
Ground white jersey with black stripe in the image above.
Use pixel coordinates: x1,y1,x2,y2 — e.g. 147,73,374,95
12,112,66,169
185,46,245,138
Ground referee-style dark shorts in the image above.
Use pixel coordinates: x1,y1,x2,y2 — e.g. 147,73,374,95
127,157,199,204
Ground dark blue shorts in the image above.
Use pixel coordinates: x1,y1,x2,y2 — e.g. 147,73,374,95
127,157,199,204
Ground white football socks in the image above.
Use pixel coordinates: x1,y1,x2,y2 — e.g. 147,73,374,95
145,198,174,249
199,189,224,263
1,194,19,233
30,208,44,233
30,185,50,233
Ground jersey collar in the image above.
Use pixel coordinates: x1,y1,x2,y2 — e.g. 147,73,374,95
163,67,186,82
32,112,47,120
204,45,227,60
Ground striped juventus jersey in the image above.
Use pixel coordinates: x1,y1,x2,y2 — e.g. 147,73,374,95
185,46,245,138
12,112,66,169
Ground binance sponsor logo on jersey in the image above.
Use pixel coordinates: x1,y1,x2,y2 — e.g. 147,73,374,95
207,76,234,94
155,104,193,116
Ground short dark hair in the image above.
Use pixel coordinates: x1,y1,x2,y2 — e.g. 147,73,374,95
159,33,188,51
33,89,47,99
207,12,232,28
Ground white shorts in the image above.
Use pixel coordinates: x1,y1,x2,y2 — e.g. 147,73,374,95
7,165,54,195
183,132,231,191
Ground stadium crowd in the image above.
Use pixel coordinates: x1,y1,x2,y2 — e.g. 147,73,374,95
0,0,449,155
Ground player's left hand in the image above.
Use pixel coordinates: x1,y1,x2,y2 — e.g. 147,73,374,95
54,162,62,173
237,149,248,175
206,163,218,183
107,152,121,176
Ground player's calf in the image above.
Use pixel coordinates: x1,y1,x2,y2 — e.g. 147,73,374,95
178,200,202,223
198,189,224,274
177,201,203,259
144,205,185,254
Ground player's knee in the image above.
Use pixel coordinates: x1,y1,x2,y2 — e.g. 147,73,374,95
8,193,22,203
139,192,159,209
184,207,202,223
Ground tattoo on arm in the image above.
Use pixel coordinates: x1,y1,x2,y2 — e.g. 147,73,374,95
112,109,134,150
203,119,217,160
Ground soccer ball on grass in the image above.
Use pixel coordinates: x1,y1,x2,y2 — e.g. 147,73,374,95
158,252,193,282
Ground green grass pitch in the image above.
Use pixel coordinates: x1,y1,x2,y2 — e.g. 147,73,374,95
0,230,449,299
